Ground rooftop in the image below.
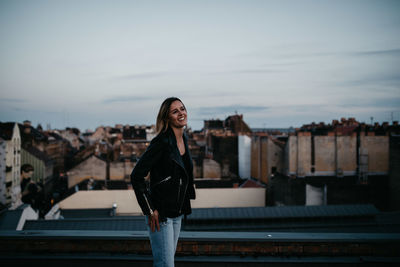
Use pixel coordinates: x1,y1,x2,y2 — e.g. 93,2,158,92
1,203,400,265
0,122,16,140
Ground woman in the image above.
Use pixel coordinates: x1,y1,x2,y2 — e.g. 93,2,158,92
131,97,196,267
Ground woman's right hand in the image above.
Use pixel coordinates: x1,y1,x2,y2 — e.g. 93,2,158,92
148,210,160,232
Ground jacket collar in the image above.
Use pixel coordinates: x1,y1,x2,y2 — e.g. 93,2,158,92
166,127,193,172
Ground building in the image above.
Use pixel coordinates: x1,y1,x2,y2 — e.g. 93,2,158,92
284,131,389,179
122,125,147,141
0,123,22,209
238,135,252,178
242,118,400,209
44,131,68,172
66,154,134,189
251,134,285,184
57,128,82,151
18,120,48,151
21,146,54,192
224,114,252,134
283,121,391,206
199,114,253,179
0,138,6,206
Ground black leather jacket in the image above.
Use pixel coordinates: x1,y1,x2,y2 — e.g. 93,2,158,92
130,127,196,220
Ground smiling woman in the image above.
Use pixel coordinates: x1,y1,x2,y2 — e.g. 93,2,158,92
131,97,196,267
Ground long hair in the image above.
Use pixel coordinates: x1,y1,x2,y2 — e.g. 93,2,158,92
156,97,185,134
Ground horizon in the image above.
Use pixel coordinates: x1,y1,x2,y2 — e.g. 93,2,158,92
1,113,394,134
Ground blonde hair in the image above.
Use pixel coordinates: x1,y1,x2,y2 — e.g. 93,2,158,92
156,97,185,134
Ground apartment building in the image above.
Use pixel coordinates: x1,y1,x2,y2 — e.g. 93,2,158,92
0,123,22,208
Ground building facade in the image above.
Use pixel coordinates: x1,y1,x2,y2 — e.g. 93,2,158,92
284,131,389,179
0,123,22,208
21,146,54,186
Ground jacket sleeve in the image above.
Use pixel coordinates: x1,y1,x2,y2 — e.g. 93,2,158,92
130,136,165,216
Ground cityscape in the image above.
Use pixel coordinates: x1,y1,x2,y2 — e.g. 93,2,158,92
1,115,399,216
1,114,400,265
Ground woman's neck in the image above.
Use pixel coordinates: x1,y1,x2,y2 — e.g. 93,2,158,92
171,126,185,155
171,126,184,139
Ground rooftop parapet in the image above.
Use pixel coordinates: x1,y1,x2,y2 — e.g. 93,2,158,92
1,230,399,265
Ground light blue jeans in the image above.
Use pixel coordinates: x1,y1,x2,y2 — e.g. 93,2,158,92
145,215,183,267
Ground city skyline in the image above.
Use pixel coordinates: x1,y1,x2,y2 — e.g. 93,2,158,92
1,0,400,132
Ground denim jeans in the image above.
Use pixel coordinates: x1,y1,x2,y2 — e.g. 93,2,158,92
145,215,183,267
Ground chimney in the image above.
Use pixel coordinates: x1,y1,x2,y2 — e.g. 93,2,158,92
23,120,32,134
23,120,32,127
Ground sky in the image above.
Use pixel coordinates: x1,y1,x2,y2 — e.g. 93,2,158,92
1,0,399,132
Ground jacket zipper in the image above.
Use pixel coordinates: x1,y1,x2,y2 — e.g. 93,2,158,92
177,178,182,208
152,176,172,187
172,158,188,213
179,179,188,213
143,193,153,215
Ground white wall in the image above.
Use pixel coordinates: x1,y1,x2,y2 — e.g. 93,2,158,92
192,188,265,208
238,135,251,179
58,188,266,216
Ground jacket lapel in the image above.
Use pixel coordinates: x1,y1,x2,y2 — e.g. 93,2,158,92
183,133,194,173
167,128,185,169
167,128,193,174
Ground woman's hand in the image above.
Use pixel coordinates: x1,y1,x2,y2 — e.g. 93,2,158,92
148,210,160,232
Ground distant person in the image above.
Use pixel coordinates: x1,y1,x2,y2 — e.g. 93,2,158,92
20,164,44,212
131,97,196,267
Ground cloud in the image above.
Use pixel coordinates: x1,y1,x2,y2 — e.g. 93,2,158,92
207,69,283,75
102,95,156,104
371,97,400,108
275,48,400,60
191,105,269,117
336,73,400,88
230,69,283,74
114,72,169,80
0,98,26,103
350,48,400,57
339,97,400,108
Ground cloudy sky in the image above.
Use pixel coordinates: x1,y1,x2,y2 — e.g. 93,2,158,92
1,0,399,132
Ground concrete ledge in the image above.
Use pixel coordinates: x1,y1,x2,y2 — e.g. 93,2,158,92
1,254,400,264
1,230,400,259
2,230,400,242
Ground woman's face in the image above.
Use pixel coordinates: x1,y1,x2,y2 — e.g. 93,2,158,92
168,100,187,129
